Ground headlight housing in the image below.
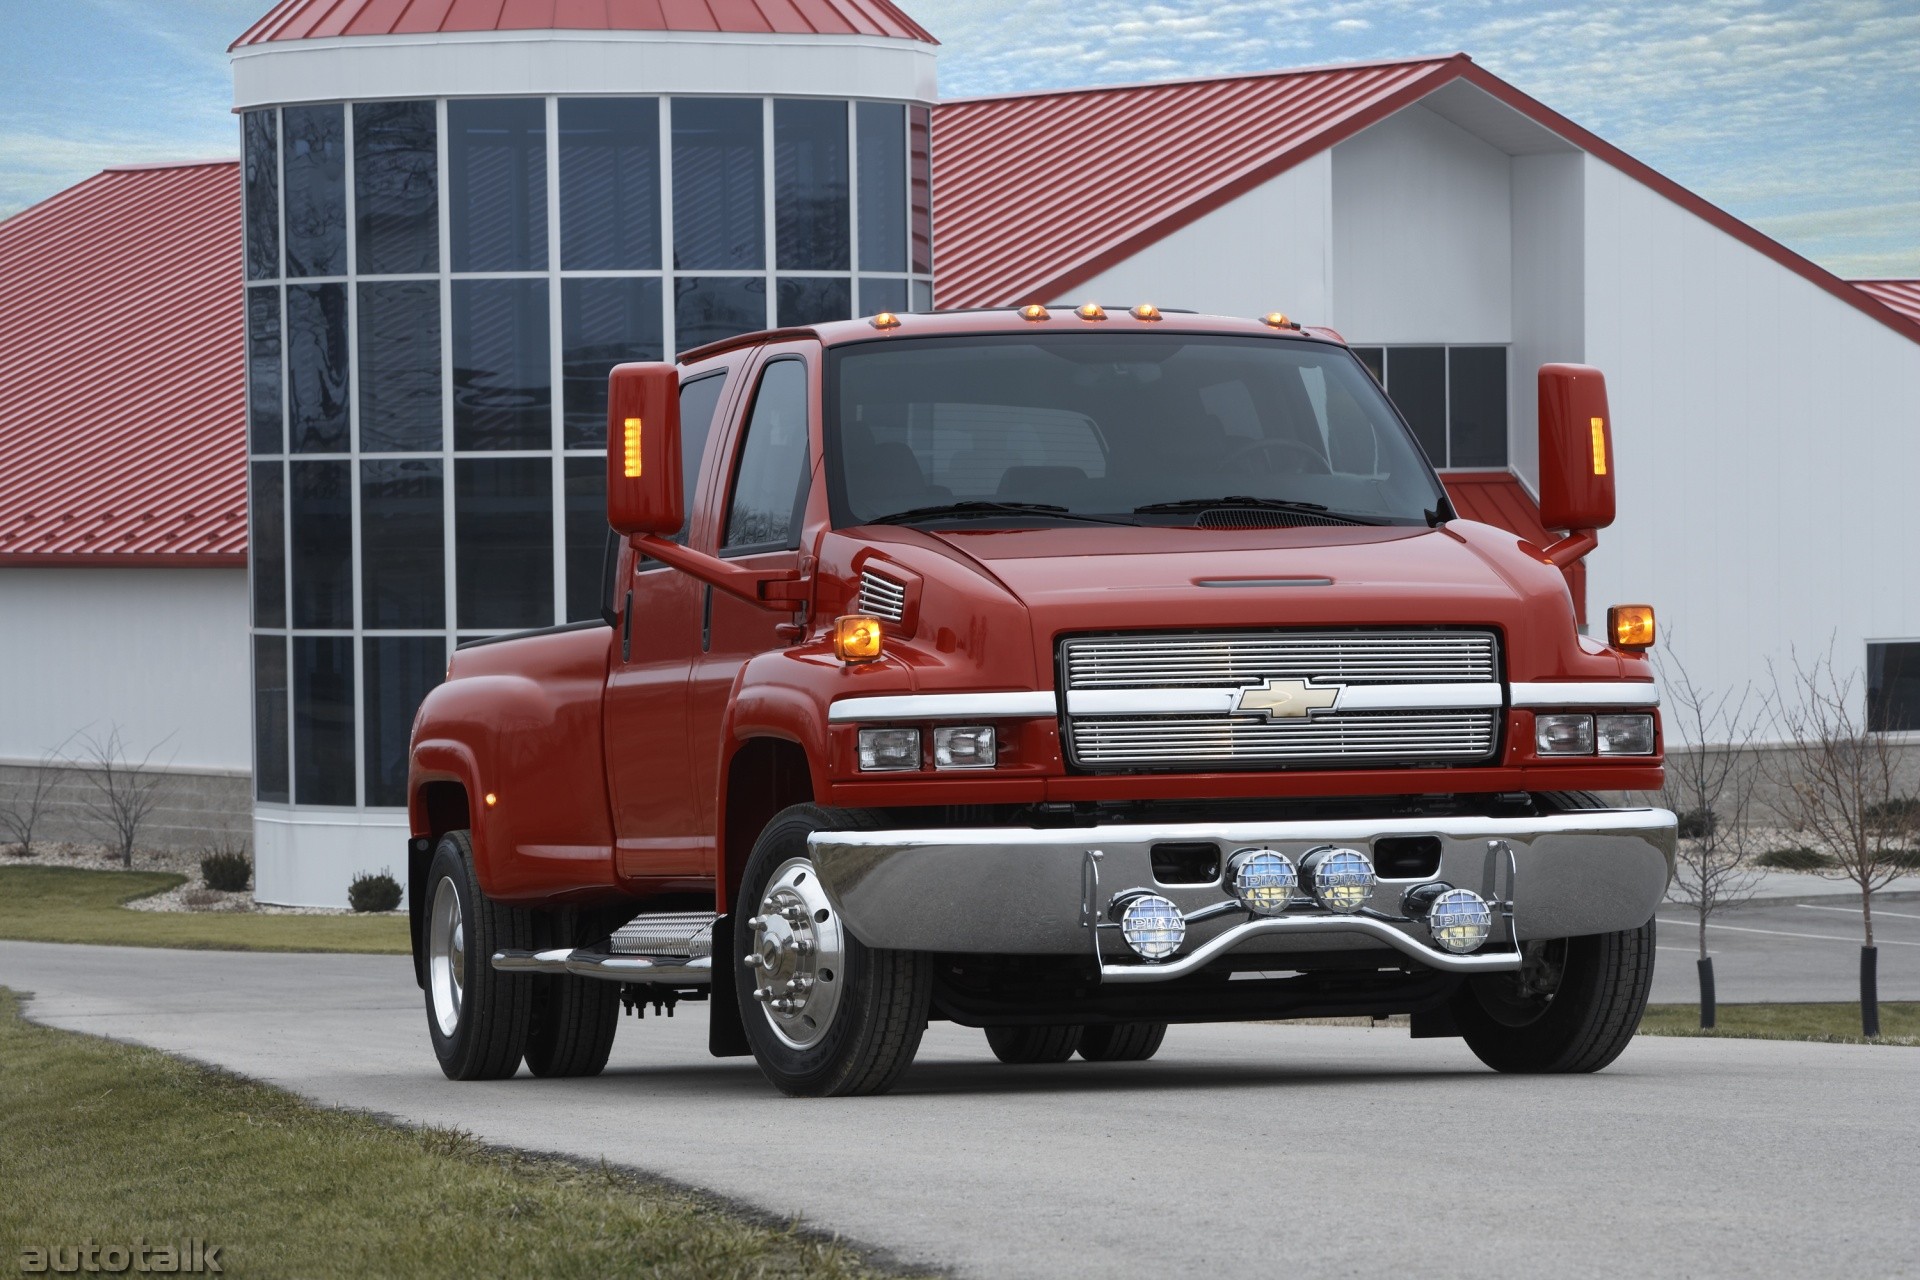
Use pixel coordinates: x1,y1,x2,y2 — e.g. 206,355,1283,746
932,725,997,769
1597,714,1656,755
1535,713,1596,755
857,727,920,771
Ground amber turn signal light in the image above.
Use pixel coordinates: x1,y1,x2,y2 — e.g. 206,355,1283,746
622,417,643,479
1608,604,1656,650
833,614,885,663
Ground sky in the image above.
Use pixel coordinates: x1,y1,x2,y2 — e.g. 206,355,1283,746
1,0,1915,277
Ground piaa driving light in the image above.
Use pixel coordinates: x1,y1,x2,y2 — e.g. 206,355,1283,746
1535,713,1596,755
1116,894,1185,961
932,725,997,769
1227,848,1297,915
833,614,885,663
1300,846,1374,913
1598,714,1656,755
1608,604,1656,650
857,727,919,772
1428,888,1494,954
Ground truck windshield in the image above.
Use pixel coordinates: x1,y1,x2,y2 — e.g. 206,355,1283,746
826,333,1449,529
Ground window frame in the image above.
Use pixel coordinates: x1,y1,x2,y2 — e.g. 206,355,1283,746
1348,344,1510,470
719,355,814,558
1867,640,1920,735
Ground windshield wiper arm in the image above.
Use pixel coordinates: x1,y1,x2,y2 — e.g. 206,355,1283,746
1133,496,1380,525
867,501,1140,527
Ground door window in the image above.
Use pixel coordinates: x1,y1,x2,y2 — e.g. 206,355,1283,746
723,360,811,552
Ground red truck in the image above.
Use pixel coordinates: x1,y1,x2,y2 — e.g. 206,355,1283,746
406,305,1675,1097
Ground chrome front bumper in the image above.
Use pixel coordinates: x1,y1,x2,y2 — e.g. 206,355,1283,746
808,809,1677,980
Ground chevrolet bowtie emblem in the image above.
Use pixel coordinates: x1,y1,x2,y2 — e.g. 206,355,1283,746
1235,678,1342,719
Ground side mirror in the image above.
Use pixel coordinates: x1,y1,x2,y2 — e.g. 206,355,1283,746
606,362,683,538
1537,363,1615,533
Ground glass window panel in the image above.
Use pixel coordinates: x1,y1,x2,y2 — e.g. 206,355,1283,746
723,360,810,551
293,636,356,806
911,279,933,314
449,98,548,272
672,98,764,270
253,635,289,803
363,637,445,807
283,104,346,278
287,283,350,453
775,100,848,271
251,462,285,629
673,371,729,544
455,458,554,630
560,98,660,270
858,277,906,317
289,461,353,629
361,460,445,630
856,103,906,274
1352,347,1385,385
244,110,280,281
452,279,551,451
564,457,610,623
1448,346,1508,468
1868,642,1920,733
909,106,932,274
247,286,283,453
674,276,765,356
354,100,438,275
358,281,443,453
561,277,664,448
1385,346,1446,466
778,276,851,327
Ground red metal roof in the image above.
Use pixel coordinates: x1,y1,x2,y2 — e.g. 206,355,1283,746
931,56,1920,352
1853,280,1920,326
231,0,937,48
0,162,247,567
1443,470,1585,622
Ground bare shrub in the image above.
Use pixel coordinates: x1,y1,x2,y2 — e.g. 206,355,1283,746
1,742,71,856
67,727,173,869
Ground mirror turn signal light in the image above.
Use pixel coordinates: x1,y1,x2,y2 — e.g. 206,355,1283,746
1608,604,1656,650
622,417,643,478
833,614,885,663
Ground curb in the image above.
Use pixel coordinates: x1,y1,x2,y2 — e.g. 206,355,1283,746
1665,888,1920,910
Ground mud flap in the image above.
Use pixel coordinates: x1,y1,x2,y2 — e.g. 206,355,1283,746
407,837,432,989
707,915,752,1057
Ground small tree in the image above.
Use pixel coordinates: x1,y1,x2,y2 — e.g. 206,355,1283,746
1769,647,1918,1038
68,727,173,869
1658,649,1764,1028
1,742,71,857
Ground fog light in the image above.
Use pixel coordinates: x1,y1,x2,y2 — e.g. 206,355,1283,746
1535,713,1595,755
857,727,920,771
1428,888,1494,954
1227,848,1296,915
933,725,997,769
1115,893,1185,960
1597,713,1656,755
1300,846,1374,913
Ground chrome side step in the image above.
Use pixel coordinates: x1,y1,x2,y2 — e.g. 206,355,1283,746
609,911,716,959
491,948,712,985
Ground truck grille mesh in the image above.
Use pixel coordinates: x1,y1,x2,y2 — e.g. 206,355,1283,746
1069,711,1499,767
1063,630,1498,687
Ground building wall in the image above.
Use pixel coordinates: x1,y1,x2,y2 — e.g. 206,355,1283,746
1581,157,1920,727
1508,151,1586,487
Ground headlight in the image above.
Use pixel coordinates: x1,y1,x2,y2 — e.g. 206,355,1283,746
1597,714,1655,755
857,727,920,771
932,725,997,769
1226,848,1297,915
1535,713,1595,755
1300,846,1374,913
1115,893,1185,960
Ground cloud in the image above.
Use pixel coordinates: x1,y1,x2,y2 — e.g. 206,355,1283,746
1332,18,1373,31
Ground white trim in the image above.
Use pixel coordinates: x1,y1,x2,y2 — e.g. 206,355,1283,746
1509,681,1660,709
828,692,1057,723
1066,683,1504,717
232,30,938,111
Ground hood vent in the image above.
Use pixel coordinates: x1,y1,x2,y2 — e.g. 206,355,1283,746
1196,508,1352,529
857,568,909,622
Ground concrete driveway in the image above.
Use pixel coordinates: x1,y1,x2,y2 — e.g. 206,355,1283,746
4,940,1915,1279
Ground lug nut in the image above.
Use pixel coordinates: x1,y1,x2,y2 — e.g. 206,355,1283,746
746,915,764,929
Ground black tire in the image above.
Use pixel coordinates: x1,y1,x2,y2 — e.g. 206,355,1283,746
525,976,621,1078
733,805,931,1097
423,831,533,1081
1450,918,1656,1073
985,1024,1083,1064
1077,1022,1167,1062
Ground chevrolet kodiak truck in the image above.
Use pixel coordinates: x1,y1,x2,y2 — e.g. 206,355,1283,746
406,304,1675,1097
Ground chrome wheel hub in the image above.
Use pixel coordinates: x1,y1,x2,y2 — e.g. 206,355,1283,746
744,858,844,1049
428,875,465,1038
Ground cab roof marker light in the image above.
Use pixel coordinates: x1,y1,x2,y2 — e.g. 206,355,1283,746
1019,304,1049,322
1131,303,1162,321
871,312,901,330
1076,302,1107,321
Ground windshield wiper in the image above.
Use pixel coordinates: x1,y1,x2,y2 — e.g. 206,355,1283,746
866,501,1139,527
1132,496,1381,525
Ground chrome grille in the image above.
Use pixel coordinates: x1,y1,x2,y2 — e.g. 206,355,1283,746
857,569,907,621
1063,630,1497,688
1061,630,1501,771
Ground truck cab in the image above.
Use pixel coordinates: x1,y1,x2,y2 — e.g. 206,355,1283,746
407,306,1675,1095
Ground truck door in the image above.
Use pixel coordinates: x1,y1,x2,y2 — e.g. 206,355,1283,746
603,367,735,891
688,350,818,833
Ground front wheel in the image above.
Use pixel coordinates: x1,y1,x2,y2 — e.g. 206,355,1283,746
424,831,533,1080
733,805,931,1097
1450,919,1655,1073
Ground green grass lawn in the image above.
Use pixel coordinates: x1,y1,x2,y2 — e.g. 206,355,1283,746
0,866,408,954
1638,1001,1920,1047
0,989,908,1279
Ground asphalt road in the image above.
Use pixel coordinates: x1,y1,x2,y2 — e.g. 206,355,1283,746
5,942,1916,1279
1651,893,1920,1003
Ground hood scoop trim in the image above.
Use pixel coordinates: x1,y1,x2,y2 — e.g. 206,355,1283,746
1195,577,1334,588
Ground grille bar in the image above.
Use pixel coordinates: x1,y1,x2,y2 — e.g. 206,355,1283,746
1063,631,1498,688
1070,712,1499,767
857,569,908,621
